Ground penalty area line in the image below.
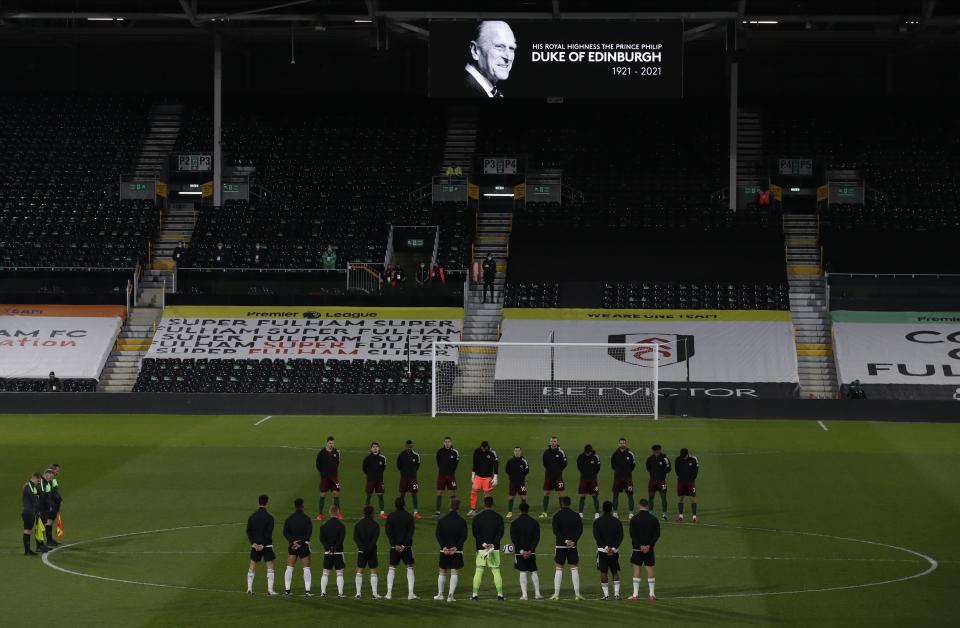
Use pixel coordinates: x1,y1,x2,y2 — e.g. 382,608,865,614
817,420,828,431
254,415,273,426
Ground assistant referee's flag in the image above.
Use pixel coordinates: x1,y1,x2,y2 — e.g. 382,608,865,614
34,518,46,543
56,513,64,539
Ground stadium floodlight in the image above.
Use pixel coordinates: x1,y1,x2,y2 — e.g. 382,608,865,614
431,341,660,418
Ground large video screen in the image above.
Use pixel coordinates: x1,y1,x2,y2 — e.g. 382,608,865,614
429,20,683,100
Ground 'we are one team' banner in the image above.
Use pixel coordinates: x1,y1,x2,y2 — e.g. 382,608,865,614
145,306,463,361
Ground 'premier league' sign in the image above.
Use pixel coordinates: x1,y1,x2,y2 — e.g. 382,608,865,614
429,20,683,100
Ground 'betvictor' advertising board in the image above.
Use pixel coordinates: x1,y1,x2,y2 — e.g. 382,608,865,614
832,311,960,400
495,309,799,399
145,306,463,361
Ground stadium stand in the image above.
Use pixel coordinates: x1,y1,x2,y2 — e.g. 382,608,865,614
0,378,97,392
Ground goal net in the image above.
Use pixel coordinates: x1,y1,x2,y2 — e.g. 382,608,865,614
431,342,659,417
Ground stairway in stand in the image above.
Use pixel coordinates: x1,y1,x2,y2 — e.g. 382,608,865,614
439,106,478,176
783,214,838,399
97,307,162,392
454,210,512,395
134,104,182,179
737,110,764,189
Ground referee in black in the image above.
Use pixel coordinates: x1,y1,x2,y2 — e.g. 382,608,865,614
628,498,661,601
593,500,624,600
21,472,44,555
282,497,313,596
246,494,277,595
435,498,467,601
509,501,542,599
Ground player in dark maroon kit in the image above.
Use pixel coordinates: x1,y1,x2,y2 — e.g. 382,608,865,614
541,436,567,518
675,447,700,523
576,444,601,520
435,436,460,517
396,440,423,519
645,444,671,521
362,442,388,520
505,446,530,519
315,436,342,521
611,438,637,518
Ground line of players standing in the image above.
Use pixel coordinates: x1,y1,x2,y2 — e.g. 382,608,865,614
244,436,700,600
19,465,63,556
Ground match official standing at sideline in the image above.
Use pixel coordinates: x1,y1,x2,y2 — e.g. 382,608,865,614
22,472,43,555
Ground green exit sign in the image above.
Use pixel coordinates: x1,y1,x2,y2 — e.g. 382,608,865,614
532,185,552,194
440,185,460,193
406,238,425,248
128,183,147,191
223,183,240,193
837,186,857,196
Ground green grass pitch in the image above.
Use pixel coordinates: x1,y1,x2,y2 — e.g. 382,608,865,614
2,413,958,627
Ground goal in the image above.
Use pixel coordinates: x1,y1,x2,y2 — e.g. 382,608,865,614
431,341,660,418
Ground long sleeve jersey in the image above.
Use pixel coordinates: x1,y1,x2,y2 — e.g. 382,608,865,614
436,511,468,551
551,508,583,546
471,509,505,550
362,452,388,481
282,510,313,545
319,518,346,553
396,449,422,479
577,452,601,480
316,447,341,477
473,447,499,477
436,446,460,475
611,448,637,480
543,446,568,476
386,510,416,547
246,508,274,546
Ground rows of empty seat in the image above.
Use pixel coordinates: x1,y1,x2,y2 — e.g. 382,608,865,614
504,281,789,310
0,379,97,392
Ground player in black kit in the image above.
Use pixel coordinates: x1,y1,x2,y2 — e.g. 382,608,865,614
435,436,460,516
434,498,468,601
282,497,313,596
246,494,277,595
550,496,584,600
628,499,661,601
353,505,382,598
319,506,347,597
593,500,624,600
385,497,417,599
509,502,543,600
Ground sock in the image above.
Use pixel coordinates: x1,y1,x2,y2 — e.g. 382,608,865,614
592,495,600,513
627,494,635,512
370,573,379,596
473,566,483,594
614,579,621,597
578,496,585,513
633,577,641,597
246,569,255,591
571,567,580,596
387,566,396,595
531,571,541,597
365,493,372,506
542,496,549,512
412,494,419,511
470,491,478,510
449,573,458,597
661,495,667,514
678,502,685,515
692,502,698,516
303,567,312,592
284,566,293,591
321,570,329,594
355,573,363,596
601,582,609,597
436,495,442,511
318,496,326,513
553,569,562,594
336,571,344,595
612,495,619,511
508,498,514,512
492,567,503,594
23,534,31,552
407,566,416,597
519,571,528,597
378,494,385,512
438,573,447,596
267,569,275,594
334,495,341,508
648,577,656,597
45,525,53,541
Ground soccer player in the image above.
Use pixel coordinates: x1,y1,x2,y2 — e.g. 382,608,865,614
509,501,542,600
470,496,505,601
362,441,388,519
435,498,468,601
246,494,277,595
541,436,567,518
576,444,601,520
611,438,637,518
319,505,347,597
505,446,529,519
353,505,381,598
593,501,623,600
645,444,671,520
21,472,44,556
628,499,661,601
385,497,417,599
550,496,584,600
315,436,342,521
469,440,498,516
38,469,58,546
435,436,460,516
675,447,700,523
282,497,313,596
397,439,423,519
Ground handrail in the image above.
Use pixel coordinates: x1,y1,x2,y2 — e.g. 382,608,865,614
431,225,441,268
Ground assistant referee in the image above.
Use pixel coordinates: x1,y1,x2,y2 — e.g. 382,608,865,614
21,472,44,556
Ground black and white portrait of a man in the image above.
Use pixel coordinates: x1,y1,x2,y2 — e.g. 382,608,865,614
463,20,517,98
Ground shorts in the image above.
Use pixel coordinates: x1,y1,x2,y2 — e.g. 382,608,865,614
475,549,501,568
399,478,419,494
288,542,311,558
389,546,415,566
320,477,340,493
436,475,457,491
554,547,579,566
508,482,527,497
357,549,378,569
612,479,634,495
631,548,656,567
22,513,36,530
596,551,621,573
647,479,667,494
472,476,494,492
323,553,346,570
250,546,277,562
438,552,464,570
365,480,384,495
543,475,565,492
514,553,538,572
578,479,599,495
677,480,696,497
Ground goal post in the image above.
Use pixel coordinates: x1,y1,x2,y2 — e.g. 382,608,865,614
431,341,660,418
